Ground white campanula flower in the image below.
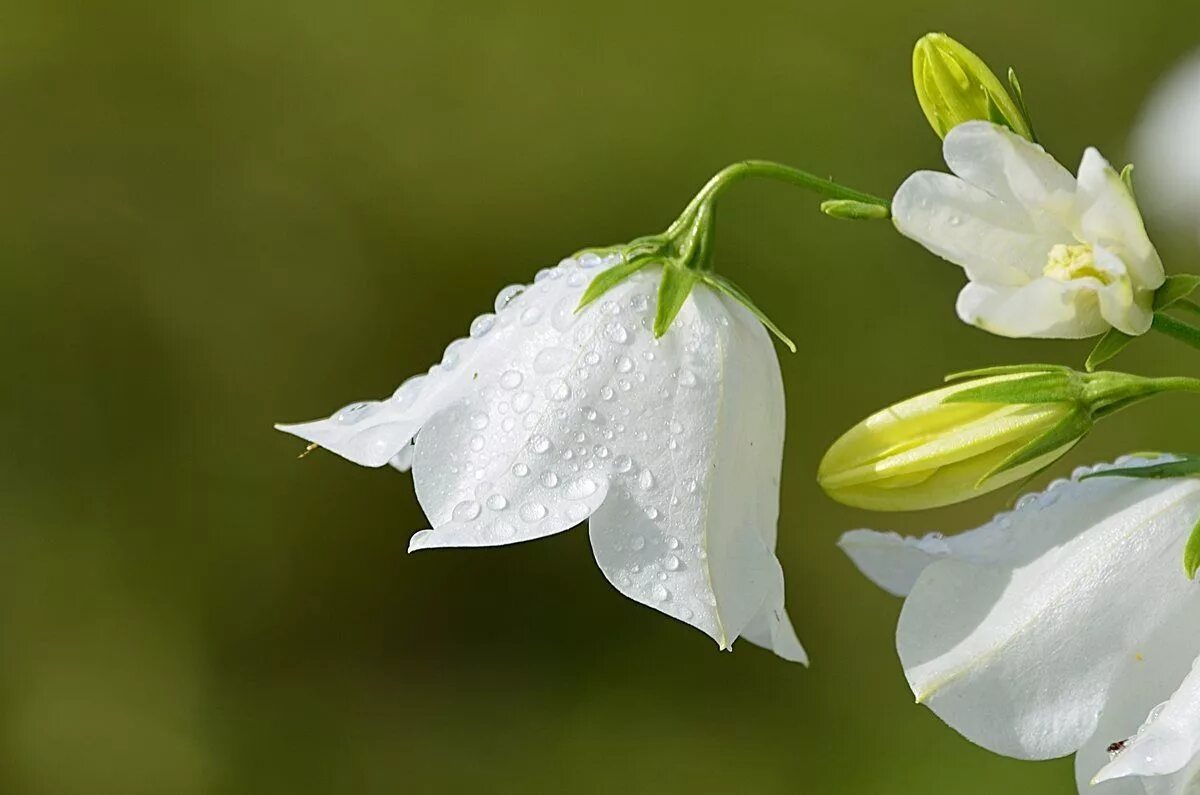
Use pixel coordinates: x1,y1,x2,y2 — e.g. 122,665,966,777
277,253,806,663
893,121,1165,339
1132,49,1200,240
840,455,1200,792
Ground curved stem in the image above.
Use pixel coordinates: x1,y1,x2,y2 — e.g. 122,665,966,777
667,160,890,237
1152,313,1200,352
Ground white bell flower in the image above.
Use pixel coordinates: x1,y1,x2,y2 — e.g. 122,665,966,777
839,455,1200,792
1132,49,1200,241
277,253,806,663
893,121,1165,339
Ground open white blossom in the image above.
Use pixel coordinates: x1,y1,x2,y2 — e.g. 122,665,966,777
277,254,806,662
840,455,1200,793
893,122,1164,339
1132,49,1200,240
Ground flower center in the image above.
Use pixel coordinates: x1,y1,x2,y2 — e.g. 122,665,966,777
1043,243,1110,285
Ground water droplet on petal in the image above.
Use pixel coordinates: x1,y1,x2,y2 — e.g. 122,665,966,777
494,284,525,312
604,322,629,344
615,355,634,373
579,252,602,268
613,454,632,473
512,463,530,477
652,584,670,602
333,401,378,425
545,378,571,401
565,478,598,499
469,313,496,338
442,338,470,370
512,391,534,413
500,370,523,390
638,469,654,489
630,535,646,551
470,435,485,452
520,502,548,522
469,411,489,430
520,305,544,326
452,500,482,522
664,555,680,571
530,435,551,454
541,471,559,488
486,494,508,511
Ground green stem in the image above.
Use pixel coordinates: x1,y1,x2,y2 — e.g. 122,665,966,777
1153,313,1200,352
667,160,890,237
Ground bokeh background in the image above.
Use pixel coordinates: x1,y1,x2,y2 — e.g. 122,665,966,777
4,1,1198,792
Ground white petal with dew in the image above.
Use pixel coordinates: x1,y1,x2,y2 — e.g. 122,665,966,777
587,285,802,660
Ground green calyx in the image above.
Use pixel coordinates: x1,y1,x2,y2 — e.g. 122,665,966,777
942,367,1200,485
575,160,891,352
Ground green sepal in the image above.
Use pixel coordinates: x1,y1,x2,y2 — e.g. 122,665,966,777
576,257,653,313
1080,454,1200,481
820,199,891,221
654,266,699,338
1006,67,1037,143
944,363,1072,382
985,92,1016,134
1185,517,1200,580
1154,274,1200,311
1085,328,1134,372
700,271,797,352
978,410,1089,485
1120,163,1136,198
943,371,1077,405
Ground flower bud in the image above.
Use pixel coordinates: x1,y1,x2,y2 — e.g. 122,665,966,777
912,33,1033,140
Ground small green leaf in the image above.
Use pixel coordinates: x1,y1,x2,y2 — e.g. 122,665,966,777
576,258,652,313
943,372,1077,405
654,266,698,338
1152,313,1200,350
1154,274,1200,311
1185,518,1200,580
1120,163,1136,198
944,363,1072,382
985,92,1016,134
1006,67,1037,143
1081,454,1200,482
1085,328,1135,371
820,199,891,220
700,271,797,352
979,411,1089,484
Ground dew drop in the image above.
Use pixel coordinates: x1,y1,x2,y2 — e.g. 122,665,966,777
644,506,659,520
441,338,470,370
630,535,646,551
678,370,697,387
615,355,634,373
512,391,534,413
494,284,525,312
530,435,551,454
652,584,670,602
613,454,633,473
486,494,508,511
520,305,544,326
520,502,548,522
684,478,698,493
470,435,485,452
500,370,523,390
667,536,680,550
639,469,655,490
512,463,530,477
551,296,580,331
469,411,489,430
452,500,482,522
664,555,680,571
545,378,571,401
333,401,377,425
565,478,598,499
604,322,629,344
469,313,496,338
579,252,602,268
541,471,559,488
600,386,615,401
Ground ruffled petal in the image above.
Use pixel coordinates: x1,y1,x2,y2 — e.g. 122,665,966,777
896,464,1200,760
1076,147,1165,292
893,170,1064,287
587,286,802,660
955,278,1111,339
942,121,1076,224
1093,244,1155,336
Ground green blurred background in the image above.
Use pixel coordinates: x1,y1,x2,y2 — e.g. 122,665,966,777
3,1,1198,792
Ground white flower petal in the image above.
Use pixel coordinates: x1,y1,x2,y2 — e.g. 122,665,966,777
943,121,1076,223
1076,147,1165,292
956,278,1111,339
1096,654,1200,784
587,287,801,660
897,470,1200,759
408,263,658,551
893,170,1063,286
1093,244,1155,336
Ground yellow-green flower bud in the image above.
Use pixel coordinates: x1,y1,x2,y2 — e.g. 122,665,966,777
818,373,1080,511
913,33,1033,140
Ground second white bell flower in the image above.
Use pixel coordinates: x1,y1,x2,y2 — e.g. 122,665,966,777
893,121,1165,339
277,254,806,662
840,456,1200,792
